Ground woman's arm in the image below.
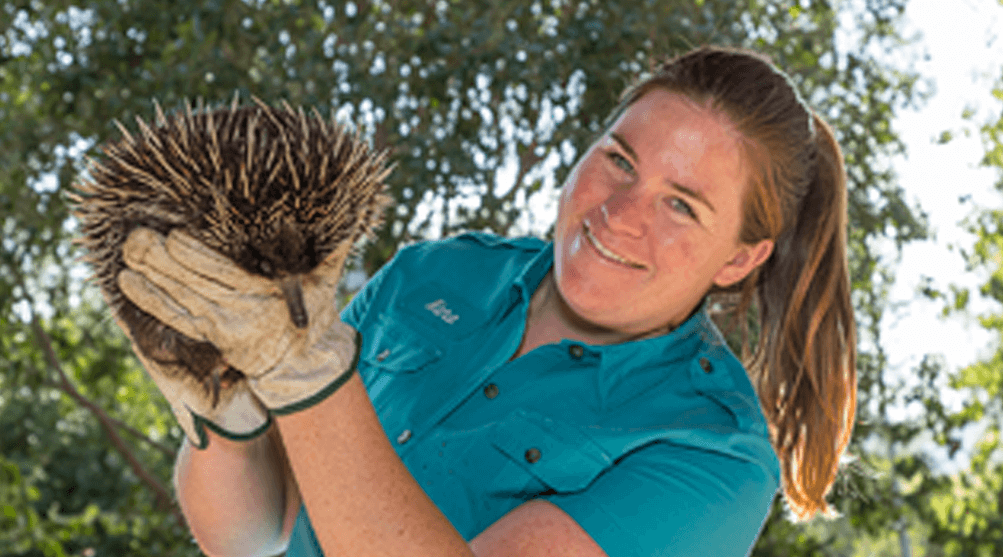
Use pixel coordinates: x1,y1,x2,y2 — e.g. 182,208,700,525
173,423,302,557
274,372,610,557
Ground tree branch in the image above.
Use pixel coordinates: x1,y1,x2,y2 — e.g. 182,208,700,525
29,315,185,522
11,262,184,524
108,411,178,460
502,139,543,210
38,372,177,460
68,320,178,460
513,140,542,197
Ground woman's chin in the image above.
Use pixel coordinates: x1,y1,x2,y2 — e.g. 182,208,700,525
556,280,630,326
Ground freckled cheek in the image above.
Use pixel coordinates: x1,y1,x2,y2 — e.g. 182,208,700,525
563,160,610,209
657,236,699,280
677,237,693,261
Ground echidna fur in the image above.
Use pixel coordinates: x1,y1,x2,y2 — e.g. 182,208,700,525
69,94,393,408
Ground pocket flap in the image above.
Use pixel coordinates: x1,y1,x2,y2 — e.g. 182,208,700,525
688,356,762,432
361,313,442,374
491,409,613,492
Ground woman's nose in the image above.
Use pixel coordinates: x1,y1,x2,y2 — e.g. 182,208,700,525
601,193,648,238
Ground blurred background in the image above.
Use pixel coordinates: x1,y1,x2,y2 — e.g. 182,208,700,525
2,1,1003,555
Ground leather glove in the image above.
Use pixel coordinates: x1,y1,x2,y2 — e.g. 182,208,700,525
113,309,271,449
116,227,360,434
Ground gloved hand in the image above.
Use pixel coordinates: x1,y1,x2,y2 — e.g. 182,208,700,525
116,227,360,437
113,311,271,449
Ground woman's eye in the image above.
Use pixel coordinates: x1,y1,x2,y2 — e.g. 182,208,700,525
607,152,634,174
669,197,696,219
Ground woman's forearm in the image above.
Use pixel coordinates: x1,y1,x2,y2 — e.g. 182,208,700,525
274,372,475,557
173,424,301,557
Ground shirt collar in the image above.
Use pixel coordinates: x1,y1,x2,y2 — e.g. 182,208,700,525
511,240,724,374
510,238,554,306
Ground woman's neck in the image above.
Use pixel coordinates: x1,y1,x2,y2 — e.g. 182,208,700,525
523,271,669,350
513,271,674,361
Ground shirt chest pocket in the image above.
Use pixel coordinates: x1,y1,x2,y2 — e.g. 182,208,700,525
486,409,614,497
359,314,443,405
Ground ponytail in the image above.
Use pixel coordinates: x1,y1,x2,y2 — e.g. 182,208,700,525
620,46,858,521
743,113,857,520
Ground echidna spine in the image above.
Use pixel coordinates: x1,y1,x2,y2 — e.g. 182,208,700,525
71,94,392,407
154,99,169,128
135,114,163,152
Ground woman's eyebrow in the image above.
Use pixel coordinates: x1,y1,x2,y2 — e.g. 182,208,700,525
610,132,639,161
669,181,717,214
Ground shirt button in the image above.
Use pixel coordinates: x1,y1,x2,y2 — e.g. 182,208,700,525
396,429,412,444
483,383,499,399
376,348,391,362
524,447,542,463
699,357,713,373
568,345,584,359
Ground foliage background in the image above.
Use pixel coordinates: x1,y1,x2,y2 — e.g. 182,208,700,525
0,0,1000,555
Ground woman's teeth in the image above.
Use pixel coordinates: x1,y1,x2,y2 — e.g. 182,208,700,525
584,225,644,269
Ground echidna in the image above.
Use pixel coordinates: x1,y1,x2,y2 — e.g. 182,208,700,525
70,94,393,407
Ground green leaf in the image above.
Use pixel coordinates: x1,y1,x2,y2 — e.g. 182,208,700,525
0,0,957,553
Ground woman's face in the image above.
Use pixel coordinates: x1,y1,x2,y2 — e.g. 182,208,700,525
553,89,773,337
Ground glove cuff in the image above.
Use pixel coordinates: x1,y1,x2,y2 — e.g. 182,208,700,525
253,328,362,415
132,346,271,450
270,364,357,416
191,412,274,449
183,384,273,449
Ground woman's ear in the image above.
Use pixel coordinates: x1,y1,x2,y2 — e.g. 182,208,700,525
712,239,774,288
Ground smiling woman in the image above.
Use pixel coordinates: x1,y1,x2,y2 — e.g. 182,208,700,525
508,47,855,527
588,46,857,521
552,91,773,340
113,45,855,557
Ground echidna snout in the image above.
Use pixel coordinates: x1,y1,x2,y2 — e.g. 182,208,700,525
245,219,312,329
279,275,308,329
70,94,393,408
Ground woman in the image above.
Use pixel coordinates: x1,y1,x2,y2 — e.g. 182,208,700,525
118,46,856,557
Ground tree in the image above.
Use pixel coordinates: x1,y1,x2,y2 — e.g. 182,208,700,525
0,1,930,554
915,46,1003,556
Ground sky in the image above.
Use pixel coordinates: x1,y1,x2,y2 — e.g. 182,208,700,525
877,0,1003,474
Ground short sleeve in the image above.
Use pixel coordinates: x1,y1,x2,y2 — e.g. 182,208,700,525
542,441,778,557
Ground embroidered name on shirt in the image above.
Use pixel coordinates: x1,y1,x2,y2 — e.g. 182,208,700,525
425,299,460,324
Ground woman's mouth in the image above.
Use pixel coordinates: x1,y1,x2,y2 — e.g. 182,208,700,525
583,222,646,270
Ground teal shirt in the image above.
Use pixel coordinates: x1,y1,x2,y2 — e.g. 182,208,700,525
286,232,780,557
